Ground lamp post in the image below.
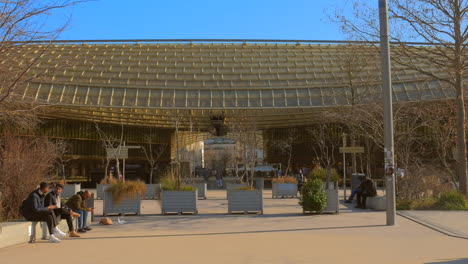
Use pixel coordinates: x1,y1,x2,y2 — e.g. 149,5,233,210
378,0,396,226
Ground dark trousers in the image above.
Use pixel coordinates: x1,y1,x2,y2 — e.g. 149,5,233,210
357,192,368,208
26,210,58,235
53,208,74,232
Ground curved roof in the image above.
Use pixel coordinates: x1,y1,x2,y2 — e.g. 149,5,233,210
7,41,457,129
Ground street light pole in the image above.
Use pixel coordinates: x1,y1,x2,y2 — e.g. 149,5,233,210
378,0,396,226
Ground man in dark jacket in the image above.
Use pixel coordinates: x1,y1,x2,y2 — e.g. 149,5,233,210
45,184,81,238
356,177,377,209
65,191,92,233
20,182,62,243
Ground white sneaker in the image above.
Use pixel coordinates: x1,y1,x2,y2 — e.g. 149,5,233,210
53,228,66,238
48,234,61,243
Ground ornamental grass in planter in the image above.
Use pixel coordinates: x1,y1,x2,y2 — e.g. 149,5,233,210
272,176,298,198
160,173,198,214
103,180,145,216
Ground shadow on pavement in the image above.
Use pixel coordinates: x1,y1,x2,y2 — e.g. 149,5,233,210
425,259,468,264
76,224,387,241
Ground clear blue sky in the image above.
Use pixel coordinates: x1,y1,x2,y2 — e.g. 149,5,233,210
49,0,363,41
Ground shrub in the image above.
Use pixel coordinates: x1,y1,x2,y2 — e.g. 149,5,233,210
106,180,146,204
299,178,326,213
308,167,340,183
436,191,468,210
0,134,61,221
396,200,413,210
272,176,297,184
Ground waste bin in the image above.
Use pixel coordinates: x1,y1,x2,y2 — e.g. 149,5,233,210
255,177,264,190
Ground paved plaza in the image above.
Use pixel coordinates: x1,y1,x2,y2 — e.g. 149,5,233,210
0,190,467,264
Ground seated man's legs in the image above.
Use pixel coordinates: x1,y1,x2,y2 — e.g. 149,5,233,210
346,188,361,202
361,194,368,209
356,192,363,208
75,210,85,230
53,208,74,232
31,210,58,235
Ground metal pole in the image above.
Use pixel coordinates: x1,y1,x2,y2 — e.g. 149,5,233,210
379,0,396,226
343,134,347,200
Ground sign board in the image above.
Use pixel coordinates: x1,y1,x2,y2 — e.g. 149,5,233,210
339,146,365,153
106,146,129,159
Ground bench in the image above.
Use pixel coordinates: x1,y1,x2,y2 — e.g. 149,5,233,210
29,193,95,243
367,196,386,211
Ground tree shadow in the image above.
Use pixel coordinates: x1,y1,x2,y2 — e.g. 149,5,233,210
425,259,468,264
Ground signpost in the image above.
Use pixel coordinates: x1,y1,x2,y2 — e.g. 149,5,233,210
106,145,141,181
339,146,365,154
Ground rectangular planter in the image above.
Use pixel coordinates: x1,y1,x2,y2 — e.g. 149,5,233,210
161,190,198,214
61,183,81,198
144,184,161,199
190,183,207,199
227,189,263,214
255,177,264,190
96,184,112,199
323,188,340,214
103,191,141,216
272,183,298,198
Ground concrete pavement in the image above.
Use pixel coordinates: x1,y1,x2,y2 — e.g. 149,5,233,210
1,190,467,264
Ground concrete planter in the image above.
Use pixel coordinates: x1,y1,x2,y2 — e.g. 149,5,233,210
96,184,112,199
323,188,340,214
0,222,30,249
190,183,207,199
227,189,263,214
144,184,161,199
368,196,386,211
103,191,141,216
0,215,93,249
226,183,248,190
161,190,198,214
62,183,81,198
272,183,298,198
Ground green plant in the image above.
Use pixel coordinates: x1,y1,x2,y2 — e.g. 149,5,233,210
396,200,413,210
272,176,297,184
299,178,326,213
308,167,340,183
436,191,468,210
106,180,146,204
160,173,194,191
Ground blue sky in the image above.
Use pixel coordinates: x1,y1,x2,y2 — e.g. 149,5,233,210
48,0,365,41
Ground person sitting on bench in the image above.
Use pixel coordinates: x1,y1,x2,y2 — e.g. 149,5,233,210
45,184,81,238
345,175,365,203
356,177,377,209
65,190,93,233
20,182,63,243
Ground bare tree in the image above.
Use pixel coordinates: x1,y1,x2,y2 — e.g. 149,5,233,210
0,1,88,127
95,123,125,181
272,128,297,177
54,139,72,183
308,124,344,188
332,0,468,194
0,133,62,221
142,128,167,184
